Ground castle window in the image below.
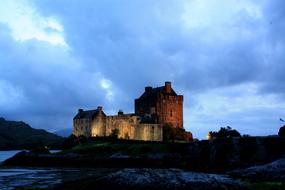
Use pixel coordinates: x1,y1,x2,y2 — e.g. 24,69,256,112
170,110,173,117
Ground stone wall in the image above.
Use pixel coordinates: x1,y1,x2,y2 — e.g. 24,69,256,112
156,94,183,128
91,115,106,137
106,114,162,141
73,118,92,137
74,113,163,141
133,124,163,141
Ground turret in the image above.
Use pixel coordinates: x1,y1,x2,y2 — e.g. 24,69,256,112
165,81,171,93
118,109,124,115
97,106,102,112
145,86,152,92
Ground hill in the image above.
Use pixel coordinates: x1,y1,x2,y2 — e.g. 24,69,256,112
0,117,63,150
54,128,72,137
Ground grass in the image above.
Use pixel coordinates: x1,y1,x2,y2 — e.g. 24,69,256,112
245,181,285,190
57,139,188,157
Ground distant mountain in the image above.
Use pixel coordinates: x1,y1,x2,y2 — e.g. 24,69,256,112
54,128,72,137
0,117,63,150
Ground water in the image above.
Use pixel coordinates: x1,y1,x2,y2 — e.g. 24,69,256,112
0,166,115,190
0,167,85,190
0,150,65,190
0,150,61,163
0,151,116,189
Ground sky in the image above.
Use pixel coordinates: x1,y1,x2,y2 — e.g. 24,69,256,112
0,0,285,139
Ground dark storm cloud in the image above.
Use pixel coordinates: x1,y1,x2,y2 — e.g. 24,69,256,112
34,0,185,91
1,0,285,138
34,0,265,93
0,23,112,130
256,1,285,97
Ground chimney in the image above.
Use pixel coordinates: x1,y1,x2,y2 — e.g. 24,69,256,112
118,109,124,115
145,86,152,92
97,106,103,112
165,81,172,93
78,109,84,113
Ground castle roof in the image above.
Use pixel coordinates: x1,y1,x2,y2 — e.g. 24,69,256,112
73,107,106,120
138,85,177,100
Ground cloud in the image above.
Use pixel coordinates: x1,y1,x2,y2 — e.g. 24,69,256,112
0,0,285,138
186,82,285,137
0,0,67,47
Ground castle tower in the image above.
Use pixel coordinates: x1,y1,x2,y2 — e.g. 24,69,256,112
135,81,183,128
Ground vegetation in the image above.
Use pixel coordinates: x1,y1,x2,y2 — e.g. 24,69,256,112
60,137,188,157
245,182,285,190
278,125,285,137
62,134,88,149
208,126,241,140
163,123,192,142
110,128,120,139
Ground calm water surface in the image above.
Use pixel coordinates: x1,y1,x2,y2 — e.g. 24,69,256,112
0,150,61,163
0,150,70,190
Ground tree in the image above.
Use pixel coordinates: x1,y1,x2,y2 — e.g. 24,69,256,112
278,125,285,137
110,128,119,139
62,134,88,149
208,126,241,139
163,123,193,142
163,123,175,142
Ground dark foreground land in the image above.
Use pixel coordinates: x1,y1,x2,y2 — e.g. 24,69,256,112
2,137,285,190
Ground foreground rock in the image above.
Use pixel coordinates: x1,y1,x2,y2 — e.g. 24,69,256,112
229,157,285,182
54,168,245,190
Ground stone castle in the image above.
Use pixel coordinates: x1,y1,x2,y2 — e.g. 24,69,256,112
73,81,184,141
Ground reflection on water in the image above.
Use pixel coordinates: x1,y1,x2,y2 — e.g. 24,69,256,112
0,151,116,189
0,167,115,190
0,167,64,189
0,150,65,189
0,150,61,163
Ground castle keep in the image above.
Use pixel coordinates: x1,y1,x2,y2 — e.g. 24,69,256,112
73,82,183,141
135,81,183,128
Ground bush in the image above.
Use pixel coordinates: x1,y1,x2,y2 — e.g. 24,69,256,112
110,128,119,139
163,123,193,142
62,134,88,149
208,126,241,140
163,123,175,142
278,125,285,137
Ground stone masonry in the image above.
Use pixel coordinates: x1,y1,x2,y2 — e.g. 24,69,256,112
73,81,184,141
135,81,183,128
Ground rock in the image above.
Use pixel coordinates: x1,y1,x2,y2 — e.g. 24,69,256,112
31,146,51,154
109,153,130,159
94,168,245,190
228,157,285,181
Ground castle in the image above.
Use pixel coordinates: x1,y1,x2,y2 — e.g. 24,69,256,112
73,81,184,141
